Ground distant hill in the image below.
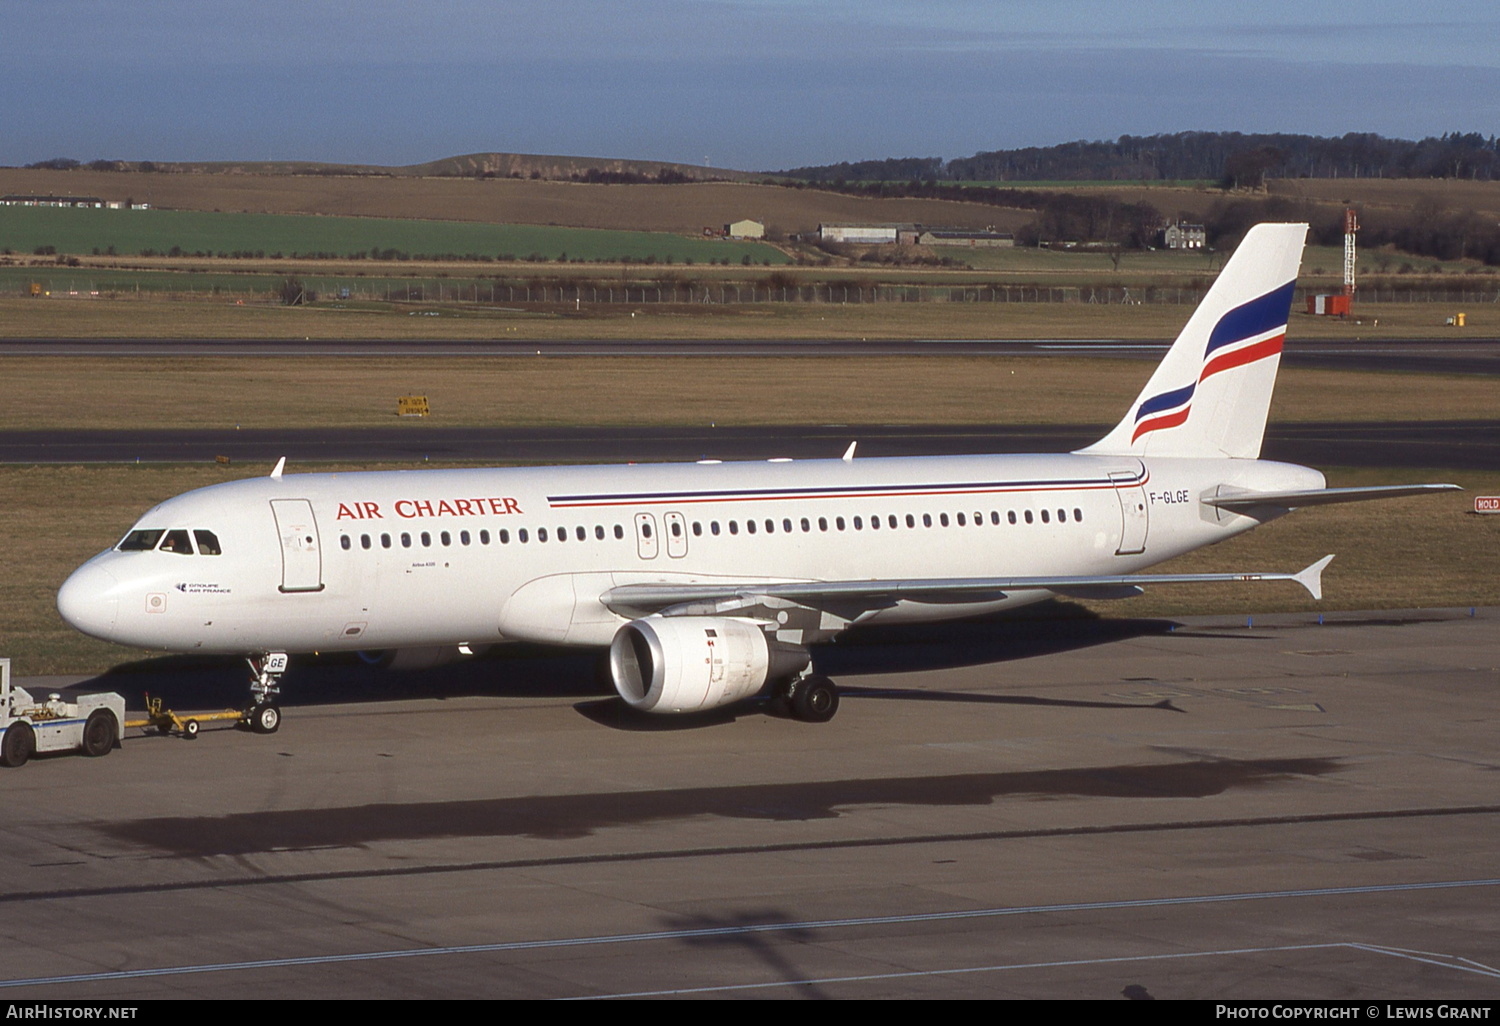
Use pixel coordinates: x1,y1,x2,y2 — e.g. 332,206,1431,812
21,153,761,184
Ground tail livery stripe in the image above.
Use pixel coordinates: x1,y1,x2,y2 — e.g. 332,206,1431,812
1204,281,1296,357
1130,280,1294,444
1200,330,1284,381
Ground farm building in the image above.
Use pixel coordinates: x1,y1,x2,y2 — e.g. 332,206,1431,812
725,219,764,239
0,195,148,210
1,194,105,208
1163,222,1207,249
916,228,1014,248
819,223,913,245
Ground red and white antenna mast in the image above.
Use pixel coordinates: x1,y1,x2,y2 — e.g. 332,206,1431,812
1343,208,1359,297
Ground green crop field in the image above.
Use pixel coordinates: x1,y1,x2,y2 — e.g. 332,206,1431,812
0,207,788,265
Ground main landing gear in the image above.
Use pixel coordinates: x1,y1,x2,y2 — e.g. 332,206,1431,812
244,652,287,734
778,672,840,723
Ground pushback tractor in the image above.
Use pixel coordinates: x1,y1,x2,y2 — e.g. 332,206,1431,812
0,658,126,768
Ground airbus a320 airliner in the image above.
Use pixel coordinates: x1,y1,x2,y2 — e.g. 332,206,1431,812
57,224,1455,732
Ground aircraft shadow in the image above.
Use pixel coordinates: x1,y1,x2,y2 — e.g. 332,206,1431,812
810,604,1177,676
74,602,1183,721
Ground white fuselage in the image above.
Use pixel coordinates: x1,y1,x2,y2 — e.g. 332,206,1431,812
57,452,1324,656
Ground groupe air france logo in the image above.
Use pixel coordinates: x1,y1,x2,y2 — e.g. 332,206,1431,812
1131,281,1296,443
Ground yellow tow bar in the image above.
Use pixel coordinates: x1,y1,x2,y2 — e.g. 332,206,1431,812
124,693,247,739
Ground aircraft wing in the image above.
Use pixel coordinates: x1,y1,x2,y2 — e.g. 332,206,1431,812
1205,483,1460,512
604,554,1335,615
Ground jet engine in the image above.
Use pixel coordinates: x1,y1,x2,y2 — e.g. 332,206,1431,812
609,616,809,714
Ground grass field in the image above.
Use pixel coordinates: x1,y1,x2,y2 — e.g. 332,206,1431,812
5,250,1493,305
0,354,1496,432
0,293,1492,343
0,207,787,265
0,169,1034,237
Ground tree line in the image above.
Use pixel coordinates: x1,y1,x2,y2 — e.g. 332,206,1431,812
775,131,1500,183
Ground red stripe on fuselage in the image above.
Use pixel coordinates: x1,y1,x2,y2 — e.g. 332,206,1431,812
549,475,1150,509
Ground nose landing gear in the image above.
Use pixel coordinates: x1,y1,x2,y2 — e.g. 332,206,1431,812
244,652,287,734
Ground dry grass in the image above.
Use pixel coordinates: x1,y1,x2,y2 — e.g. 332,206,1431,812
0,294,1493,343
0,169,1029,236
0,353,1494,431
1270,178,1500,221
12,169,1495,242
0,464,244,674
1086,473,1500,618
3,463,1493,676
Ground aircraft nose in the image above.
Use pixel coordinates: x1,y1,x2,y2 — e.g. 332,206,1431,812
57,561,121,640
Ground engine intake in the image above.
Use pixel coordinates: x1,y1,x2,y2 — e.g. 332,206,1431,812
609,616,809,714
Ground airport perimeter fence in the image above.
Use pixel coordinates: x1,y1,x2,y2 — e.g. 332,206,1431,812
362,283,1500,306
10,281,1500,306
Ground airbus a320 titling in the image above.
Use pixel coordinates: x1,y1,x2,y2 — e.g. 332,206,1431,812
57,224,1457,732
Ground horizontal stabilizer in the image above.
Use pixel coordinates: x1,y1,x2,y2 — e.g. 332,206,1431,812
1293,554,1335,602
1206,483,1461,512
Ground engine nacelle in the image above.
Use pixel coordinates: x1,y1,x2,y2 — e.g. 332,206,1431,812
609,617,809,714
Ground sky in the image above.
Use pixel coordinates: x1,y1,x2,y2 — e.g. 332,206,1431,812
4,0,1498,171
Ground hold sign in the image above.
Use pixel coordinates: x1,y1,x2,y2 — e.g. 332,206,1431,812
1476,496,1500,514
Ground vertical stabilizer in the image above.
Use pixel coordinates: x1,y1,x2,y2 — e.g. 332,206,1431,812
1079,223,1306,459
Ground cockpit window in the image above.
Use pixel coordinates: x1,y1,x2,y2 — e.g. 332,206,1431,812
119,529,164,551
193,530,222,555
158,529,194,555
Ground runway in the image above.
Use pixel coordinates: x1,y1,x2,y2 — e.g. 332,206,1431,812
3,420,1497,470
3,336,1499,374
3,607,1497,999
